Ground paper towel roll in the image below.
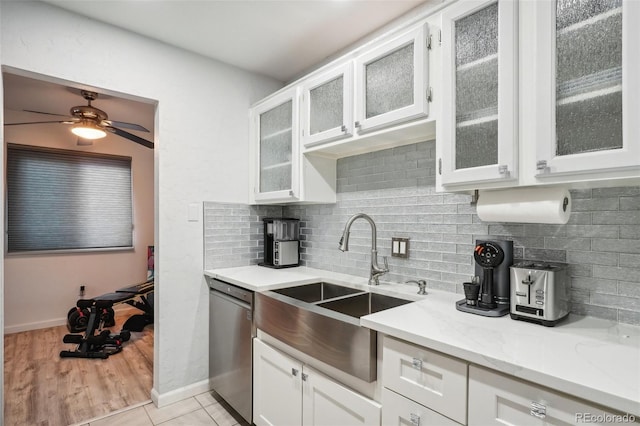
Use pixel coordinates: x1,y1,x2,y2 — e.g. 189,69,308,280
477,187,571,224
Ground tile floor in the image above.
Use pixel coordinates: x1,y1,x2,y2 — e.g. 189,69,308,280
75,391,250,426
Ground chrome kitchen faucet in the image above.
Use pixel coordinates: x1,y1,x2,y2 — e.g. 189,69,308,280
339,213,389,285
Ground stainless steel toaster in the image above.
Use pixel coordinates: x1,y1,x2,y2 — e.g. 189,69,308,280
510,261,570,326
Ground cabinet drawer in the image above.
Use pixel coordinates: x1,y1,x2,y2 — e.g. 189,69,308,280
382,388,460,426
382,336,468,424
468,365,636,425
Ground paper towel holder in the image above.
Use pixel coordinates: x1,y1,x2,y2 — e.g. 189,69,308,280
470,189,479,205
475,186,572,224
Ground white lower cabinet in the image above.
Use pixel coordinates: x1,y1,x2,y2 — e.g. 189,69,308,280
382,336,468,424
468,365,631,425
253,338,381,426
382,388,460,426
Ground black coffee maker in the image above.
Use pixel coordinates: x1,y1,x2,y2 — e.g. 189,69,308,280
456,239,513,317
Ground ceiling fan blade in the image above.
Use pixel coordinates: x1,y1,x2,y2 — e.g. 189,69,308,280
107,126,154,149
107,120,150,133
24,109,72,118
4,120,72,126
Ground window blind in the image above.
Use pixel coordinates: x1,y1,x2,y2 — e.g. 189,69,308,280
6,144,133,253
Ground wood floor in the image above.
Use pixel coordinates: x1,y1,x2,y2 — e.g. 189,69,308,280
4,310,153,426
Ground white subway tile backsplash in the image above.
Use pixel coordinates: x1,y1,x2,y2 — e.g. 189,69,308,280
202,141,640,325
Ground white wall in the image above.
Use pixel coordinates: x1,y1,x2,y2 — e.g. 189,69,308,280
3,120,154,333
0,0,282,415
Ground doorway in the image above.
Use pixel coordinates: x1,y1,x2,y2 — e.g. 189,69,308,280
2,70,156,425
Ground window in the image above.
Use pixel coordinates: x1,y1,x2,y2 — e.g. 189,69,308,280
6,144,133,253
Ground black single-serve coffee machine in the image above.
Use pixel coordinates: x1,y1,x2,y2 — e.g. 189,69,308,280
456,239,513,317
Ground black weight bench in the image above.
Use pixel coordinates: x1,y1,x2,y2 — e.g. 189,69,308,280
66,278,154,333
61,279,154,359
60,298,131,359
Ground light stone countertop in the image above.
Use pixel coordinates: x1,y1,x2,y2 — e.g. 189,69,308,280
204,265,640,417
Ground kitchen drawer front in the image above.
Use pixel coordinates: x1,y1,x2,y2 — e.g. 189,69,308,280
382,336,468,424
468,365,636,425
382,388,460,426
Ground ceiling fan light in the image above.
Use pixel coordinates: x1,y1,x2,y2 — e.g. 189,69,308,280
71,122,107,140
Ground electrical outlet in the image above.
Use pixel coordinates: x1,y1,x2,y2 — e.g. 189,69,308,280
391,237,410,258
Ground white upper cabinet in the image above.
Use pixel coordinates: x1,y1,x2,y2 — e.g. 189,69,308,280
251,87,300,203
301,62,354,148
439,0,518,187
355,23,430,134
533,0,640,180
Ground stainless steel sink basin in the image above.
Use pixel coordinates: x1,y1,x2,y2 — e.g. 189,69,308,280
272,282,361,303
255,282,413,383
318,292,412,318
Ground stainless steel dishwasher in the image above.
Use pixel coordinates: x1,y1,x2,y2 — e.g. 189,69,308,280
207,277,254,423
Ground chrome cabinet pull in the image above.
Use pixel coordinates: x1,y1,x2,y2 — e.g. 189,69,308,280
412,357,422,369
291,368,299,377
498,165,510,177
530,401,546,419
301,373,308,381
410,413,420,426
341,125,347,133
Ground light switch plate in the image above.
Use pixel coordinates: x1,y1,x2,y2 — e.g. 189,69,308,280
391,237,410,258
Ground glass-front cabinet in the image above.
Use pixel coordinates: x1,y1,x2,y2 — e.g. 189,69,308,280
535,0,640,178
251,88,300,203
301,63,354,148
439,0,518,186
355,23,430,133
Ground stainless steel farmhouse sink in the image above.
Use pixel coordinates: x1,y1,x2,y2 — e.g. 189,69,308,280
272,281,361,303
255,282,412,382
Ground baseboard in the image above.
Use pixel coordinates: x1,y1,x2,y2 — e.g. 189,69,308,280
4,317,67,334
151,378,213,408
4,305,139,334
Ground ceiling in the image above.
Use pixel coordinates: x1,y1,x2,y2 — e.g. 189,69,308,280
42,0,432,83
4,0,436,148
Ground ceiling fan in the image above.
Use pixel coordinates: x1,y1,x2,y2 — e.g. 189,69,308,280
4,90,154,149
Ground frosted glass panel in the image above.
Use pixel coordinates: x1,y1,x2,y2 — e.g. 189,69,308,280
456,57,498,122
260,101,292,193
455,2,498,67
456,121,498,169
365,44,414,118
556,0,621,29
555,0,622,156
310,76,343,134
557,91,622,155
454,2,499,170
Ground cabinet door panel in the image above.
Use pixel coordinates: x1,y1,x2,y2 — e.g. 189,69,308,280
468,365,629,425
355,23,429,133
301,62,353,148
302,365,381,426
536,0,640,177
382,336,468,424
253,339,302,426
440,0,518,186
252,87,300,203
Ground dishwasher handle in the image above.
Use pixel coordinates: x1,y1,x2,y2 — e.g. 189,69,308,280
210,288,252,311
207,278,253,306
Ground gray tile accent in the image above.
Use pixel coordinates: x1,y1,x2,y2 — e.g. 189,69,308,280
203,202,283,269
203,141,640,325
